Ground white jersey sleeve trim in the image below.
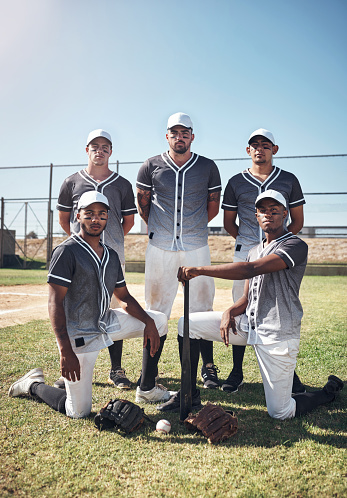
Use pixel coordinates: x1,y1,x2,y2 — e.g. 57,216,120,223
137,180,152,189
47,274,72,284
277,248,295,267
289,197,305,206
56,202,72,209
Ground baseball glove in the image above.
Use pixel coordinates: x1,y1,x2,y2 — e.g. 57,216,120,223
94,398,145,433
184,402,238,444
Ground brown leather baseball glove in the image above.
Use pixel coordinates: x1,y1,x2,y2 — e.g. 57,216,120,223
184,402,238,444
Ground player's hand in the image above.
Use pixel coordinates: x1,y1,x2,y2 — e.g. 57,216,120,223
60,349,81,382
143,319,160,357
177,266,200,283
220,309,237,347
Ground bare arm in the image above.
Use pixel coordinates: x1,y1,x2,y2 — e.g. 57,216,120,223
48,283,80,381
177,253,288,283
223,210,239,239
287,205,304,234
58,211,72,236
136,188,151,225
113,285,160,356
207,191,220,222
220,282,249,346
122,214,135,235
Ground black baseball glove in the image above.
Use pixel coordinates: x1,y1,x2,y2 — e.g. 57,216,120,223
94,398,145,433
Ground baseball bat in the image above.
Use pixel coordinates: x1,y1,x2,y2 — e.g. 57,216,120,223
180,279,192,422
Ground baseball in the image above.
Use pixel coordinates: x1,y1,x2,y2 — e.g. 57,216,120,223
156,419,171,434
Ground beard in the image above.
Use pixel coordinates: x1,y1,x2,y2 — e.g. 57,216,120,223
80,221,104,237
172,142,190,154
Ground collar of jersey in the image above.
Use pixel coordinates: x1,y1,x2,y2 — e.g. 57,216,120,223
162,151,199,171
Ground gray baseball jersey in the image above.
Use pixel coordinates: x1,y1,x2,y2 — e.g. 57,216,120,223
57,170,137,264
47,235,126,353
245,231,308,345
222,167,305,256
136,152,222,251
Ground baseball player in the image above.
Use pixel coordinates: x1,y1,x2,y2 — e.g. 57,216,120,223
8,191,171,417
136,112,222,388
158,190,344,417
56,129,137,389
222,128,306,394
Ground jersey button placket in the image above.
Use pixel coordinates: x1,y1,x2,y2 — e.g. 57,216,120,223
176,172,183,249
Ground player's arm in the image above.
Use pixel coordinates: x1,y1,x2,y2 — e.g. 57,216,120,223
113,285,160,356
223,210,239,239
287,205,304,235
136,188,151,225
122,214,135,235
48,283,80,381
177,254,288,282
58,211,72,236
207,191,220,222
220,280,249,346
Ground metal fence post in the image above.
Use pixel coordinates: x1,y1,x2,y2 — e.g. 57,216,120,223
46,163,53,269
24,202,28,269
0,197,4,268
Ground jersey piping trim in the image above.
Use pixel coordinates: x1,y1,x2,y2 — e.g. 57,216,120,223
47,273,71,284
136,180,152,189
208,184,222,191
56,202,72,210
289,197,305,206
276,248,295,267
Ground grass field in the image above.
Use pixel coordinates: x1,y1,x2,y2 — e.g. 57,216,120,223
1,275,346,497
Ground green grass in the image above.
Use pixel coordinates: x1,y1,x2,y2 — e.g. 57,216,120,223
0,269,234,289
1,276,346,497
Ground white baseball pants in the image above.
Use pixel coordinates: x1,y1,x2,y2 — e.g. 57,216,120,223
178,311,298,420
144,244,215,319
63,309,167,418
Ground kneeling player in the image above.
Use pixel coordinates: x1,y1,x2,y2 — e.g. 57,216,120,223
9,191,170,418
158,190,343,418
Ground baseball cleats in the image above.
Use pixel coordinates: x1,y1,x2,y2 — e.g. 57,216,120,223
54,376,66,389
108,369,131,389
292,371,306,394
222,373,243,393
157,389,202,412
201,363,220,389
8,368,45,398
135,384,171,404
323,375,344,399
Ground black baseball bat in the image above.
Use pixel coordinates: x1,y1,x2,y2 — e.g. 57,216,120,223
180,279,192,422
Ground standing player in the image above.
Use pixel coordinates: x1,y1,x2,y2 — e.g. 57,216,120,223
136,112,222,388
56,129,137,389
222,129,306,394
8,191,170,417
158,190,343,417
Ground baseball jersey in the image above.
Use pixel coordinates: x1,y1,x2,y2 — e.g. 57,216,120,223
136,152,222,251
244,231,308,345
222,167,305,256
57,170,137,264
47,235,126,353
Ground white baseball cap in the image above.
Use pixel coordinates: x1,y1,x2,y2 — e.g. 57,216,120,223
86,129,112,146
255,189,287,209
77,191,110,210
167,112,193,130
248,128,275,145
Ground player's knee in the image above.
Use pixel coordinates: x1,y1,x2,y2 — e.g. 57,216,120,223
267,401,296,420
65,399,92,419
150,311,168,337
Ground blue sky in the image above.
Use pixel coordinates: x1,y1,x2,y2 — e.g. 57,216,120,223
1,0,346,235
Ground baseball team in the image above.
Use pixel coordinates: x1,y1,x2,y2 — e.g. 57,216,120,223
9,112,343,422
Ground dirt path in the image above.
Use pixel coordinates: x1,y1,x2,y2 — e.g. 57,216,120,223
0,284,231,328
